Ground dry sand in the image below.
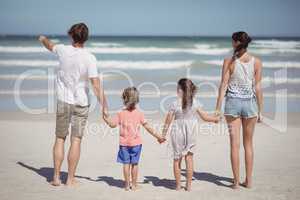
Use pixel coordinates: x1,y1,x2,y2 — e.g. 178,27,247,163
0,112,299,200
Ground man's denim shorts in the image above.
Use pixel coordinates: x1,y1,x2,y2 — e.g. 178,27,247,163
224,97,258,118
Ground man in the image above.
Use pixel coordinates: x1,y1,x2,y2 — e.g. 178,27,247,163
38,23,107,186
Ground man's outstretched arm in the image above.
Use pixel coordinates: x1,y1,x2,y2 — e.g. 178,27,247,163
38,35,55,51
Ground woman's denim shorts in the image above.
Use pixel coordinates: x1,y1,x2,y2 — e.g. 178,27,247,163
224,97,258,118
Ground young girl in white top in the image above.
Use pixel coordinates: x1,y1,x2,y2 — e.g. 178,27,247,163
162,78,219,191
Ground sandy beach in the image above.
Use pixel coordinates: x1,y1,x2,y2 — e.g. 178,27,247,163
0,112,299,200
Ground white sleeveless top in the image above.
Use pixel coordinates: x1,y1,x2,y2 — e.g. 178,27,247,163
226,57,255,99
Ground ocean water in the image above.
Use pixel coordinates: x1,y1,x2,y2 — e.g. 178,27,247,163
0,36,299,114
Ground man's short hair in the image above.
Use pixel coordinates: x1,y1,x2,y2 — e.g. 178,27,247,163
68,23,89,44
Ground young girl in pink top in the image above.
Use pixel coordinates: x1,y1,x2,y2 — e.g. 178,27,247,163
103,87,165,191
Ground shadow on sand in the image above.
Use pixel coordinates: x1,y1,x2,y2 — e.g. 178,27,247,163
143,176,175,189
17,162,125,188
181,169,233,187
17,162,92,184
17,162,232,189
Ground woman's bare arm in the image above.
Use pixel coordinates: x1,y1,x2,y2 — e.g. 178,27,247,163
215,59,231,114
254,58,263,122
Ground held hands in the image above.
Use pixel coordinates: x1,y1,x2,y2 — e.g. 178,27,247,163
157,135,166,144
213,110,222,123
257,112,263,123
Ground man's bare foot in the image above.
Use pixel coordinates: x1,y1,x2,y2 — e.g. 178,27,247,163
66,179,80,187
50,178,61,186
185,185,192,192
175,185,182,191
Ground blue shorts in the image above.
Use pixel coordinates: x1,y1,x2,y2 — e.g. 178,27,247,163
117,144,142,164
224,97,258,118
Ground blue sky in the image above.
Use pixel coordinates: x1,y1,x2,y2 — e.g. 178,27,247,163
0,0,299,36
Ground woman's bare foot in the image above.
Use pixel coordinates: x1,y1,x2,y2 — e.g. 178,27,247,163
175,185,182,191
50,176,61,186
241,181,252,189
230,183,239,189
66,179,80,187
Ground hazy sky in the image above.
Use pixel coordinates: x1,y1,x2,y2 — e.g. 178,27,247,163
0,0,299,36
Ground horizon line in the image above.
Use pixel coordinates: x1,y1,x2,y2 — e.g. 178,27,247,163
0,34,300,39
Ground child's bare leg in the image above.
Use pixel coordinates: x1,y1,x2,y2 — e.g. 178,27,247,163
131,164,139,190
185,152,194,191
66,136,81,186
51,136,65,186
173,158,182,190
123,164,130,190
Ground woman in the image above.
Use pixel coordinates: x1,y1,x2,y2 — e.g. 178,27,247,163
215,31,263,189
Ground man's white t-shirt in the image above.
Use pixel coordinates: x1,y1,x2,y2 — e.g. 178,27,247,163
53,44,98,106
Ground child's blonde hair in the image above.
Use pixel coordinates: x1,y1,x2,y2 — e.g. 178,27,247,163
122,87,139,111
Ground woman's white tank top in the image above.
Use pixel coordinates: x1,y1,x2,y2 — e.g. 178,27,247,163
226,57,256,99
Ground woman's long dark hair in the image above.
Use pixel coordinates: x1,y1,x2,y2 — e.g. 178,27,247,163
232,31,252,59
177,78,197,110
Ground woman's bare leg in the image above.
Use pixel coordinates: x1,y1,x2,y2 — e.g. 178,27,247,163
173,158,182,190
185,152,194,191
226,116,241,189
242,117,257,188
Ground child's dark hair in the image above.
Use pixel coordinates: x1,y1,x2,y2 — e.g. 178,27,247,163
68,23,89,44
122,87,139,111
232,31,252,58
177,78,197,110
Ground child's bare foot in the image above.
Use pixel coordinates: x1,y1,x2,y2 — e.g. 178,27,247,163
131,184,142,191
124,182,130,191
50,177,61,186
66,179,80,187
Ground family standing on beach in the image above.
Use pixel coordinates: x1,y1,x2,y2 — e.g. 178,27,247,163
38,23,263,191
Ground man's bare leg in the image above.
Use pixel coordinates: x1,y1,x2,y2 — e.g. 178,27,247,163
66,136,81,186
51,136,65,186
